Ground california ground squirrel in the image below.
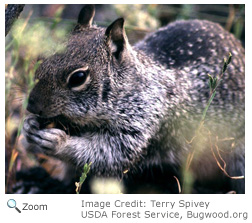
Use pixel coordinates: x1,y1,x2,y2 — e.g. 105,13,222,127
23,5,245,193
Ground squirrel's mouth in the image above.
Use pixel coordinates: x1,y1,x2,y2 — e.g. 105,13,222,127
36,115,83,136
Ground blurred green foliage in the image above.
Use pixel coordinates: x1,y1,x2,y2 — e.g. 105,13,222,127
5,6,71,193
114,4,160,29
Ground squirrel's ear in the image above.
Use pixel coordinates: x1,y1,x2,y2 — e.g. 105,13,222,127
77,5,95,27
105,18,128,60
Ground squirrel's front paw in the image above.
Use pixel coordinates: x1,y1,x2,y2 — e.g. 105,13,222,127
23,115,68,156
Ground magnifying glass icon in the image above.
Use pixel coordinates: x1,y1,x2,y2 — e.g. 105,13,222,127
7,199,21,213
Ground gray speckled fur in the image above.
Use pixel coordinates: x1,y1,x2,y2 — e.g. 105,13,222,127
23,6,244,193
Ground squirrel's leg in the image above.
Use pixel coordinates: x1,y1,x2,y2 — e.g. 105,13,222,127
227,141,245,194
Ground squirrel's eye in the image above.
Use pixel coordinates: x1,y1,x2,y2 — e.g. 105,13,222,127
68,70,89,89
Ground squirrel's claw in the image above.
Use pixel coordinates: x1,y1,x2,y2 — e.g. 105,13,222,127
23,115,67,155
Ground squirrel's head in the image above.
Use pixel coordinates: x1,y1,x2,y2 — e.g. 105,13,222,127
27,5,137,128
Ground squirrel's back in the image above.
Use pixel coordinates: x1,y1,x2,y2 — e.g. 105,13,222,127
136,19,244,128
136,19,244,69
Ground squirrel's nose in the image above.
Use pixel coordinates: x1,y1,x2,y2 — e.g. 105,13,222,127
27,95,42,115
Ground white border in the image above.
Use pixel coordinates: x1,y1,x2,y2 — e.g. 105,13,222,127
2,1,251,222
